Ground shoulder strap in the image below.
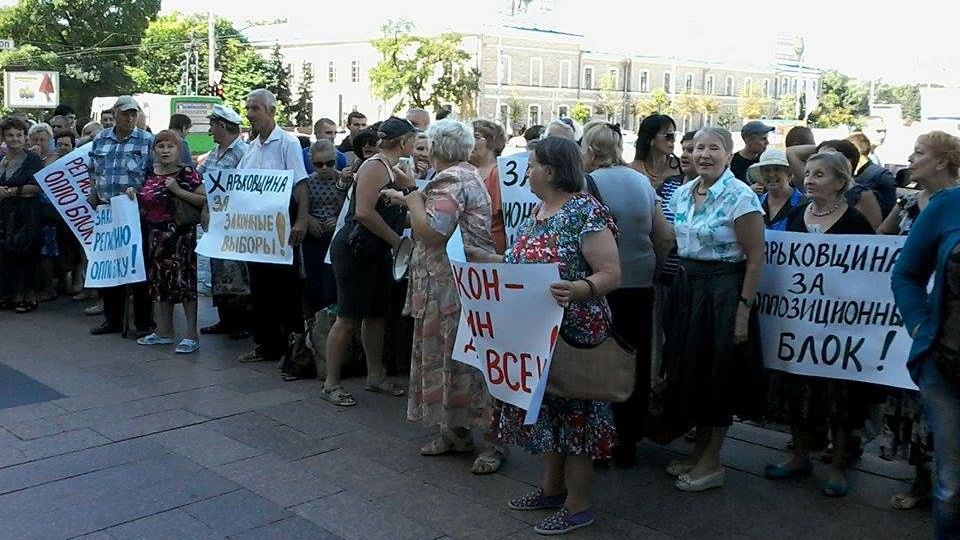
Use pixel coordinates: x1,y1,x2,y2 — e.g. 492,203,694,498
584,173,604,206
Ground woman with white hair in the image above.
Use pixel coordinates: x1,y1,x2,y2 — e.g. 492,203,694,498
546,117,581,141
382,119,505,474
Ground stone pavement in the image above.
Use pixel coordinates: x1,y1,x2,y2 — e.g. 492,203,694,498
0,298,933,539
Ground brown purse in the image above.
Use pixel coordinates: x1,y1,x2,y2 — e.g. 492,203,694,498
546,328,636,402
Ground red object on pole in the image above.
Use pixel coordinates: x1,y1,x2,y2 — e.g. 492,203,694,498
38,73,54,102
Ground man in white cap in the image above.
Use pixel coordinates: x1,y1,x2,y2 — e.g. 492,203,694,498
197,104,252,339
237,89,310,363
87,95,155,337
730,120,774,183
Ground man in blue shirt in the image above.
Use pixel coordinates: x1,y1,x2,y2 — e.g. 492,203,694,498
302,117,347,174
87,95,155,337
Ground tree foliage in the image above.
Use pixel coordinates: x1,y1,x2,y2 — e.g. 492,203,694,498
0,0,161,116
875,83,921,123
807,70,869,128
738,82,771,120
291,61,314,127
634,88,673,118
127,13,269,124
370,20,481,115
569,102,591,124
593,74,621,121
264,43,291,126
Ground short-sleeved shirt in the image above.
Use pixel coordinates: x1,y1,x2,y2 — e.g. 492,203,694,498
730,151,759,183
760,188,805,231
197,136,247,175
507,193,617,345
483,166,506,254
137,168,203,224
305,171,346,221
238,125,308,183
89,127,154,200
669,168,765,262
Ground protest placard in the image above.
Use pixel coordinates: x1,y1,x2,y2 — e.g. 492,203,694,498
450,260,563,423
84,196,145,288
496,152,538,248
196,168,294,265
33,143,95,249
757,230,916,390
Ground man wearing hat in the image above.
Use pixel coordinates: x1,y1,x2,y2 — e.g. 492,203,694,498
731,120,774,183
197,104,252,339
87,95,155,336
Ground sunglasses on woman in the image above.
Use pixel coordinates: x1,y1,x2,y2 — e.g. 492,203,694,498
658,132,676,142
312,159,337,169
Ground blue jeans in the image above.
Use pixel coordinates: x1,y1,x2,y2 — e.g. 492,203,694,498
919,359,960,539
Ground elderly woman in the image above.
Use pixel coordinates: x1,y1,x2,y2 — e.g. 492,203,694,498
302,139,348,316
748,148,805,231
629,114,681,189
27,123,62,302
411,131,433,180
882,132,960,514
660,127,766,492
763,152,876,498
892,134,960,538
545,118,581,141
469,119,508,254
28,123,57,165
323,117,417,406
494,136,621,535
134,130,206,354
79,122,102,146
382,119,504,474
0,117,45,313
580,120,673,466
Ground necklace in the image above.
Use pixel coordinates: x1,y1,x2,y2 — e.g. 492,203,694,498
808,198,843,217
695,180,710,196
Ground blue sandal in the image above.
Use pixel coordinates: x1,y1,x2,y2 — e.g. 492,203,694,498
764,460,813,480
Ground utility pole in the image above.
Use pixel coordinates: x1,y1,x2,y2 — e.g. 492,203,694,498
794,36,805,120
207,11,216,87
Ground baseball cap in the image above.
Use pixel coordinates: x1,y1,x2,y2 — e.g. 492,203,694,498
112,95,141,112
208,104,242,125
377,116,416,140
741,120,774,138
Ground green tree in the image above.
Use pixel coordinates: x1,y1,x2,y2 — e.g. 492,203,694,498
569,102,591,124
507,94,527,130
265,43,291,126
738,83,771,120
875,83,920,123
370,20,482,114
807,70,869,128
716,111,736,129
634,88,673,118
0,0,161,115
127,13,269,124
291,61,314,127
776,93,797,119
593,73,621,121
674,91,700,127
699,95,720,125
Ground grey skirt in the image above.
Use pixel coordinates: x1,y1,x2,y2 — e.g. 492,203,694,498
660,259,765,428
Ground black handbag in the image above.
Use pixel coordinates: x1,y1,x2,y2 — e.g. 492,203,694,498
170,167,202,228
343,165,406,259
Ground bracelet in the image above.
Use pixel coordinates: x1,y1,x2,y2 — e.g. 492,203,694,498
581,278,597,298
401,186,419,196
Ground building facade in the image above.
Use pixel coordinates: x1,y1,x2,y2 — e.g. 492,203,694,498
261,25,822,134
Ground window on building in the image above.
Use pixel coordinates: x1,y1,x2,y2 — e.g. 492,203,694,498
528,104,541,126
498,54,512,85
791,78,798,94
744,77,752,93
663,72,672,93
499,104,510,129
725,76,734,96
780,77,788,95
608,68,619,90
558,105,569,118
530,58,543,86
639,70,649,92
583,66,594,89
763,79,770,97
350,60,360,83
684,73,694,93
705,75,714,94
559,60,572,88
328,61,336,83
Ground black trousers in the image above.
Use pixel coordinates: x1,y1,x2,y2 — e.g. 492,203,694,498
607,287,654,452
248,261,304,359
102,282,154,331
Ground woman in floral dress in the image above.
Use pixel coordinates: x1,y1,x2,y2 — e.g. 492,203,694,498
382,120,502,474
493,136,622,536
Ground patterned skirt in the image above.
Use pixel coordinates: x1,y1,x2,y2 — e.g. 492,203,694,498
146,222,197,304
492,396,617,459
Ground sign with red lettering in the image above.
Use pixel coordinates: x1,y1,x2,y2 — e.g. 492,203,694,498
34,143,95,251
450,260,563,423
759,230,916,390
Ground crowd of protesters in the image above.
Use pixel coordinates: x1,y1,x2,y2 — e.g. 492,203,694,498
1,89,958,537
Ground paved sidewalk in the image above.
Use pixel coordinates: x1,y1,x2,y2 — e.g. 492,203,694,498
0,298,932,539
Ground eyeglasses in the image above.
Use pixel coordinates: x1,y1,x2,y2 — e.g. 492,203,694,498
658,132,676,142
312,160,336,169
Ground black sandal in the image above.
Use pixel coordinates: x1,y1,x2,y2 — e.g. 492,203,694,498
14,301,37,313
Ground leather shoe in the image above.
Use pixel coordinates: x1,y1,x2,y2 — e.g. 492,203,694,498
200,322,230,335
675,468,725,492
90,322,122,335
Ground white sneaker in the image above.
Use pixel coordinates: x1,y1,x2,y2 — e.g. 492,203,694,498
175,339,199,354
137,333,176,346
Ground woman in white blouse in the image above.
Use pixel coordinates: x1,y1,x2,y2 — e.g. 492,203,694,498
660,127,766,492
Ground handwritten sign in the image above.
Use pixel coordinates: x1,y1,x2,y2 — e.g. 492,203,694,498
450,260,563,424
758,230,916,390
84,196,145,288
33,143,95,250
497,152,538,248
196,169,294,265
